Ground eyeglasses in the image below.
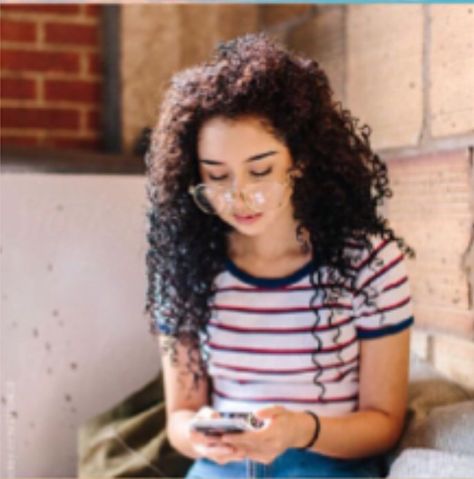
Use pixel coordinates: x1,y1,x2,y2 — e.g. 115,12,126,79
188,172,295,216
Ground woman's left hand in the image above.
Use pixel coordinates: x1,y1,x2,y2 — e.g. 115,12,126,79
220,405,303,464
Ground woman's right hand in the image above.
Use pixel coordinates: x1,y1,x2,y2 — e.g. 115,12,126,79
188,406,247,465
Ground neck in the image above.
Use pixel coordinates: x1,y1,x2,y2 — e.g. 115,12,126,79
228,208,311,262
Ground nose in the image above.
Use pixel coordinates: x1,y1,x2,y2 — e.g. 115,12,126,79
228,179,251,213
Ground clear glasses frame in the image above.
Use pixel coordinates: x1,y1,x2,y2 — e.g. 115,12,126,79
187,170,298,216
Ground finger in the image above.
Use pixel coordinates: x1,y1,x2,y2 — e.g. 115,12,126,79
194,443,235,458
220,435,251,449
212,446,247,465
196,406,220,419
221,430,262,447
190,429,225,447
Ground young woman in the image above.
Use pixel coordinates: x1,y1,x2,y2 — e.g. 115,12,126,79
144,32,416,478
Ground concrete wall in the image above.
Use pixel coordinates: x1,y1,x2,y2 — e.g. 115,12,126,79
0,173,160,476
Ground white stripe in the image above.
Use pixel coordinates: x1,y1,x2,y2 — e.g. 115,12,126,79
202,341,360,370
209,360,359,384
210,309,353,330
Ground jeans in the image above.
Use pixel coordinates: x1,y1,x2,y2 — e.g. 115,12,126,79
184,447,386,478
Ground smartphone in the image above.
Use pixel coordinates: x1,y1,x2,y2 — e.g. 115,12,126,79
189,413,265,436
190,417,250,436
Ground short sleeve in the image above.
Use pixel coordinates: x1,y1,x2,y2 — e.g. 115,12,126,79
352,237,414,339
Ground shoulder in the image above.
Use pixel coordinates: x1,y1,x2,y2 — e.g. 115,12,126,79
344,234,406,288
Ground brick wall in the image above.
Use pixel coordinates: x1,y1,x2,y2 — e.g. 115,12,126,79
0,4,103,150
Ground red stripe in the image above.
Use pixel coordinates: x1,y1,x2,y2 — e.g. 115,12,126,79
212,303,352,314
213,387,358,404
354,238,391,271
213,366,359,384
208,336,356,355
358,296,411,318
335,366,359,382
214,365,359,385
382,275,408,293
212,354,359,375
357,254,404,292
208,315,354,334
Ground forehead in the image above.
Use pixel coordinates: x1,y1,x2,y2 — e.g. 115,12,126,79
197,115,288,162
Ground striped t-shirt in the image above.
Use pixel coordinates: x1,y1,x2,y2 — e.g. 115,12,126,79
157,234,414,417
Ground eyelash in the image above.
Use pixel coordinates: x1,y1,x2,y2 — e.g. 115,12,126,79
208,167,273,181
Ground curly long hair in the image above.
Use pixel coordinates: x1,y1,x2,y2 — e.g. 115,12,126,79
144,31,415,402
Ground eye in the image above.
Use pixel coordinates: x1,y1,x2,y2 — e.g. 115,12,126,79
251,167,272,177
208,173,228,181
207,166,273,182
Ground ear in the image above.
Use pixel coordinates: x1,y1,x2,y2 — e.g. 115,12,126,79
288,167,303,181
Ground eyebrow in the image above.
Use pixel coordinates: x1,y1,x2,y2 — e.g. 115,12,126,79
198,150,278,165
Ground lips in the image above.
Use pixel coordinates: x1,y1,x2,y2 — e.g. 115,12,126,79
233,212,263,223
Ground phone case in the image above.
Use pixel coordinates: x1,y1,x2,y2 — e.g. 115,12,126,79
189,418,246,435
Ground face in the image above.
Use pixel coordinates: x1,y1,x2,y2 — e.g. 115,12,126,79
195,115,297,235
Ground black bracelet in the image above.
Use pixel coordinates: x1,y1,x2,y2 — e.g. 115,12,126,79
298,410,321,449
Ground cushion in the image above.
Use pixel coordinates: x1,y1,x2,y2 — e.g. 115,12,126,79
387,448,474,478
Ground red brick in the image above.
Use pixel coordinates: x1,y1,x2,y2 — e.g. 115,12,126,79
83,4,102,17
46,137,102,150
45,22,99,46
0,5,80,15
44,79,101,103
1,49,80,73
87,52,102,75
86,110,101,130
1,107,79,129
1,77,37,99
0,19,37,43
1,135,39,147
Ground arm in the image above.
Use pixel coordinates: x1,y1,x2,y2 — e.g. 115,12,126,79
294,327,411,459
158,333,211,459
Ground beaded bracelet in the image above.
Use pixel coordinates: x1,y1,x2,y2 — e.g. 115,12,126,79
298,410,321,449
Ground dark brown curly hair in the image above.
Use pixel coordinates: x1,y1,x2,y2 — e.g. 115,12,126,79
144,31,415,401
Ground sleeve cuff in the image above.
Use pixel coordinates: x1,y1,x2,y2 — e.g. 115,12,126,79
357,316,414,340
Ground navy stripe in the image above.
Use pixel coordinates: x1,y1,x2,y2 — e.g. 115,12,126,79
357,316,414,339
225,257,316,287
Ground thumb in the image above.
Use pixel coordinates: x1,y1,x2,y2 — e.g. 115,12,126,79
197,406,220,419
254,405,285,420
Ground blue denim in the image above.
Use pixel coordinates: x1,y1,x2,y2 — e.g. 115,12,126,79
184,447,386,478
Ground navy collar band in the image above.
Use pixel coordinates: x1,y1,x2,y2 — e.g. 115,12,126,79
225,257,315,288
